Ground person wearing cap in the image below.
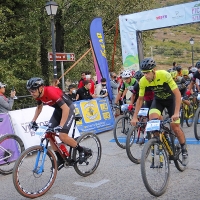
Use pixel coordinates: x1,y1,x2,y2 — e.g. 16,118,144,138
0,82,16,113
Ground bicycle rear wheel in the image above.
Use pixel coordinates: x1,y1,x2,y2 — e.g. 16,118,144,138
185,103,194,127
13,145,57,198
73,132,101,177
113,115,131,149
126,126,145,164
0,134,25,175
194,107,200,140
141,138,170,197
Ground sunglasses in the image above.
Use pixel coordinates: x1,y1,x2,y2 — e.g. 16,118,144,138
142,70,152,74
28,89,37,93
0,86,6,89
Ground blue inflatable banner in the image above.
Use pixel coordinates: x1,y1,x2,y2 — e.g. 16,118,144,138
74,97,114,134
90,17,113,101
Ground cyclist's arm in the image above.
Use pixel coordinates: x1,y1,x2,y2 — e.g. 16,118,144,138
188,81,195,92
59,103,70,127
172,88,181,116
133,96,144,119
115,91,122,104
129,93,136,105
121,88,128,99
32,103,43,122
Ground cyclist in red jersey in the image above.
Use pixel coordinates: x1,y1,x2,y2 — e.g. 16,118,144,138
27,77,90,170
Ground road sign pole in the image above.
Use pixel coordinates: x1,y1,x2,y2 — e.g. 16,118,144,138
61,61,65,91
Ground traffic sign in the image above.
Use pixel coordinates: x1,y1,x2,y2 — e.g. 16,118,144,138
48,52,75,61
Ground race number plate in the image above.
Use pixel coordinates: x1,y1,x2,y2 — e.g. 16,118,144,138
145,120,160,132
35,126,48,137
138,108,149,116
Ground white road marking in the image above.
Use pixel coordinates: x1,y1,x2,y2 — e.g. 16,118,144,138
53,194,76,200
74,179,110,188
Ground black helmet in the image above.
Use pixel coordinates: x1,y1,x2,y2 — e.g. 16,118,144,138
176,66,182,72
134,70,143,80
140,58,156,71
195,61,200,69
26,77,44,90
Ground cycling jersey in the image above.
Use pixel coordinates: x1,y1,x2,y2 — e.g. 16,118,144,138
192,70,200,83
36,86,72,108
133,82,154,101
139,70,177,100
119,78,136,93
36,86,74,133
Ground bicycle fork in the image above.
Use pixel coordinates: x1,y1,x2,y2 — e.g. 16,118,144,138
33,145,47,174
150,144,163,169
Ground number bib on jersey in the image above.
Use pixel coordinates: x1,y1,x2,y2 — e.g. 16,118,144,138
145,120,160,132
138,108,149,117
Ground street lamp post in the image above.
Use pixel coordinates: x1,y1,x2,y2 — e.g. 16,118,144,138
45,1,58,79
189,38,194,67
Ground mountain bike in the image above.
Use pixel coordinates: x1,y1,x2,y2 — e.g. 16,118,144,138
13,115,102,199
140,118,185,197
126,108,149,164
194,93,200,140
180,95,195,127
113,103,134,149
0,117,25,175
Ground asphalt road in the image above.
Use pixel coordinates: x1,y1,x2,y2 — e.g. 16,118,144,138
1,122,200,200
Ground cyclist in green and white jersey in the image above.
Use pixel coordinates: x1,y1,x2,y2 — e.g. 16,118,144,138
115,70,137,105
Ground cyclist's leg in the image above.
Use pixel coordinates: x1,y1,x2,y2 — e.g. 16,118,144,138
148,99,164,120
165,99,188,166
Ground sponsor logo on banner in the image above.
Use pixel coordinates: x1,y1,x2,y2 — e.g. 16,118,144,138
140,18,153,23
80,100,101,123
156,15,167,20
192,3,200,21
172,10,185,20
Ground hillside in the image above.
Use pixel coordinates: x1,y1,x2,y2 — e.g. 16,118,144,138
144,0,200,70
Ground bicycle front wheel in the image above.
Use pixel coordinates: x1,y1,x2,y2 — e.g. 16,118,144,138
73,132,102,177
113,115,131,149
141,138,170,197
194,107,200,140
126,126,145,164
0,134,25,175
13,145,57,198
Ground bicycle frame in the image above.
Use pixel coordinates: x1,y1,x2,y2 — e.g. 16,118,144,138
33,120,78,174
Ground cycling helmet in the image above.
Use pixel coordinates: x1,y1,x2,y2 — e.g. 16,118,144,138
176,66,182,72
140,58,156,71
195,61,200,69
121,70,132,78
134,70,144,80
190,67,197,73
26,77,44,90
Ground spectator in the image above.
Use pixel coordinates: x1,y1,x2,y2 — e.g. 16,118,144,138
86,71,95,95
0,82,16,113
67,84,76,102
78,71,95,95
78,72,86,88
95,78,108,98
110,72,119,104
76,80,95,100
172,62,177,70
51,78,60,88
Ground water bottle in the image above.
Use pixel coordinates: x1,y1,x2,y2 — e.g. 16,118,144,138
59,144,69,157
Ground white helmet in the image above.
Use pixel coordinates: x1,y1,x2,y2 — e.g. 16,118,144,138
121,70,132,78
191,67,197,73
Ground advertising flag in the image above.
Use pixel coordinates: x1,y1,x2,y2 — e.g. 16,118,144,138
90,17,113,101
